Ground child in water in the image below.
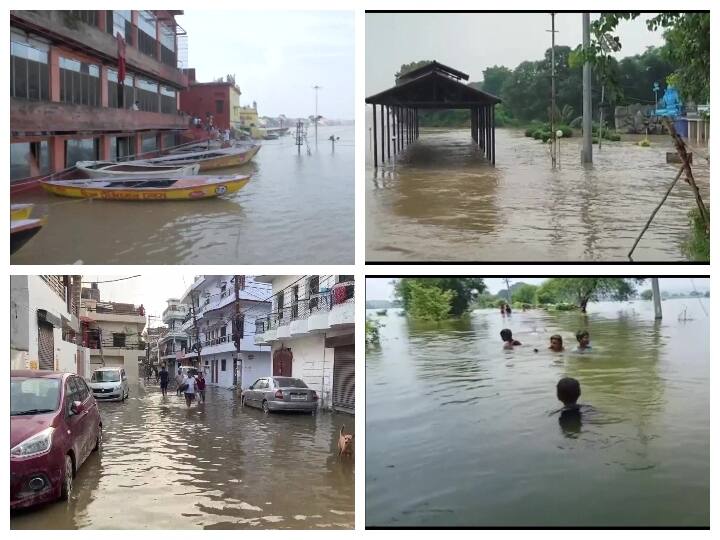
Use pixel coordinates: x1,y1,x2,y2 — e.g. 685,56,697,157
574,330,592,353
555,377,585,435
500,328,521,349
548,334,564,352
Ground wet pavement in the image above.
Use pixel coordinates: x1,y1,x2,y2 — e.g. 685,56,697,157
366,126,709,262
11,125,354,265
11,384,354,529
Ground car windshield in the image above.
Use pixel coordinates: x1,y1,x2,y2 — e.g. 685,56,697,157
274,377,308,389
91,370,120,382
11,377,61,415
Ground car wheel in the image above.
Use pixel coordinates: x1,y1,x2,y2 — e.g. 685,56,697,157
60,455,73,500
93,425,102,452
262,400,270,414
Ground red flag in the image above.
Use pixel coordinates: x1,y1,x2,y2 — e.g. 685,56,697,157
116,33,126,84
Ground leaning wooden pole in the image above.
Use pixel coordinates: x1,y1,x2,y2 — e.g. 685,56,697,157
663,118,709,229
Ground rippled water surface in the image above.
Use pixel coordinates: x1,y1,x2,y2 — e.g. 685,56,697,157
11,385,354,529
366,299,709,527
366,127,709,261
12,125,354,264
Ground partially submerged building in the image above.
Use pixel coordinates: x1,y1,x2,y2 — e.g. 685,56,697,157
10,10,190,186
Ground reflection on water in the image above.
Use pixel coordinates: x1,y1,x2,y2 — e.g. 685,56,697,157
366,299,709,527
366,127,709,261
12,125,354,264
11,386,354,529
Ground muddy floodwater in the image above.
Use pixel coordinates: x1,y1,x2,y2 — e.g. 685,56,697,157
12,125,354,265
11,385,354,529
366,127,709,262
366,298,709,527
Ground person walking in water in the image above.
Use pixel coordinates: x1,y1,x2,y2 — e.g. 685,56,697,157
175,368,184,396
183,371,197,408
159,365,169,397
196,370,206,404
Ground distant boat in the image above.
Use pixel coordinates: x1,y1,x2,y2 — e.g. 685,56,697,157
40,174,251,201
11,217,45,254
138,144,261,171
76,160,200,178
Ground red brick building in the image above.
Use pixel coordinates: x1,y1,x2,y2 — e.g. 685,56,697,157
10,10,191,187
179,70,242,132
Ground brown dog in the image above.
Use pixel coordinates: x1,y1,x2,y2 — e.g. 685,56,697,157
337,424,354,456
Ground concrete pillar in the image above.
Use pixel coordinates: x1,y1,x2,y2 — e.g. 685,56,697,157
134,134,143,159
50,137,65,171
49,47,61,102
97,11,107,32
100,135,112,161
100,66,109,107
131,11,139,47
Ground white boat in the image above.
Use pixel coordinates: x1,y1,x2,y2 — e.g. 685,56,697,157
75,161,200,178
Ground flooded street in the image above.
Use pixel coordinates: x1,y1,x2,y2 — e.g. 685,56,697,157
366,299,709,527
11,384,354,529
12,125,354,265
366,127,709,261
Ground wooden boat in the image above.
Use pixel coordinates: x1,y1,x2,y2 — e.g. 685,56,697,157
11,203,34,221
139,144,261,171
40,174,250,201
75,160,200,178
11,218,45,254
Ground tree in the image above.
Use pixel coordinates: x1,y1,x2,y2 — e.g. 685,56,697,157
395,278,485,316
640,289,653,300
537,278,644,312
481,65,512,97
407,282,455,322
513,284,538,305
395,60,433,82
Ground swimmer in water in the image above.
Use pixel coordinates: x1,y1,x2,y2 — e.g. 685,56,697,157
555,377,584,435
574,330,592,353
500,328,521,349
548,334,565,352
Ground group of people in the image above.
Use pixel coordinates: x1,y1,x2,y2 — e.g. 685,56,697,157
501,329,593,353
157,365,206,407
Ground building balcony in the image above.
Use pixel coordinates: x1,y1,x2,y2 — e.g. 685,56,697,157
307,292,332,333
328,281,355,328
158,330,187,343
11,10,188,89
162,306,188,322
11,98,189,136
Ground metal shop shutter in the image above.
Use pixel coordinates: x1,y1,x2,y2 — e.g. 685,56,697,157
38,320,54,370
332,345,354,413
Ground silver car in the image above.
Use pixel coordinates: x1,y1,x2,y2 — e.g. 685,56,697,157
241,377,318,414
87,367,129,401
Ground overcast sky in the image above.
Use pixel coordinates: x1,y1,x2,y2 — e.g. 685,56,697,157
83,274,196,329
366,12,665,94
366,278,710,301
178,10,354,119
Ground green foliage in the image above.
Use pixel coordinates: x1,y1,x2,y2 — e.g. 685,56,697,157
395,60,432,82
365,319,381,344
683,207,710,261
513,284,538,305
640,289,653,300
406,282,455,322
395,278,486,316
638,139,651,147
481,65,513,97
535,278,644,312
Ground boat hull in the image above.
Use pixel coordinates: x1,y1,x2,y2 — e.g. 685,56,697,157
11,204,33,221
11,219,45,254
76,161,200,178
40,175,250,201
140,145,261,171
197,145,260,171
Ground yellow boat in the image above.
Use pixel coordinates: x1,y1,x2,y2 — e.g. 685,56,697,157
11,203,34,220
139,144,261,171
40,174,250,201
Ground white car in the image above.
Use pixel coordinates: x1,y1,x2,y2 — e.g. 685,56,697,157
87,367,129,402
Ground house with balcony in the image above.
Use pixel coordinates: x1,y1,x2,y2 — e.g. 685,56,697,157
145,325,168,369
158,298,189,378
10,10,190,187
11,275,88,376
179,71,241,132
254,275,355,414
178,276,272,389
79,284,146,384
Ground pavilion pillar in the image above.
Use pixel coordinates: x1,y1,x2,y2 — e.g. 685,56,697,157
479,107,484,151
415,108,419,140
372,104,377,168
471,107,478,143
399,107,403,149
380,105,385,163
491,105,496,165
386,105,391,159
392,107,397,155
487,106,492,161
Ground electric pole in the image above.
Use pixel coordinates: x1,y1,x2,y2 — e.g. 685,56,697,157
581,12,593,164
504,278,512,304
233,275,242,388
312,84,321,147
548,13,558,168
190,292,202,369
651,278,662,320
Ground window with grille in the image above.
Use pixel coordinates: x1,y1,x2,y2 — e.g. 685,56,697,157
11,141,50,181
69,11,97,27
136,77,159,112
216,100,224,114
107,69,135,109
113,333,126,348
137,11,157,57
107,11,133,45
141,134,158,155
159,23,176,66
59,57,100,107
160,86,176,114
65,138,99,168
10,38,49,102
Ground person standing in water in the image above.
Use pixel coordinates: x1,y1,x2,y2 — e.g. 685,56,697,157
159,365,169,397
574,330,592,353
196,370,206,404
183,371,197,407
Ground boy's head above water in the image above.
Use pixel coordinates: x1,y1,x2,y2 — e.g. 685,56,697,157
556,377,581,406
549,334,564,351
576,330,590,348
500,328,514,342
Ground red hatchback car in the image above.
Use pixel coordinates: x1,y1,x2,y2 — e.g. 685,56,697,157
11,370,102,510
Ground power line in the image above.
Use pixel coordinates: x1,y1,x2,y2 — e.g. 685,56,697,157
81,275,142,284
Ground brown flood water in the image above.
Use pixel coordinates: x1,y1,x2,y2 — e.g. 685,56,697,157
11,384,355,529
366,127,709,262
11,125,354,264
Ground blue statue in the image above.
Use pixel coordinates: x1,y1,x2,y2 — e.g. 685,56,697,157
654,85,683,118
